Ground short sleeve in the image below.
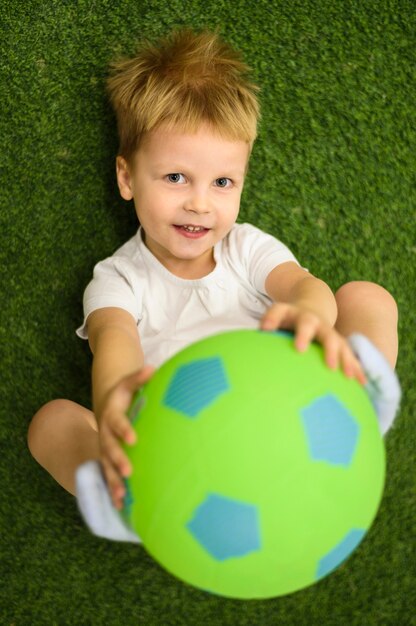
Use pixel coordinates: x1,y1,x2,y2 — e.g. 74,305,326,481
227,223,303,295
76,256,142,340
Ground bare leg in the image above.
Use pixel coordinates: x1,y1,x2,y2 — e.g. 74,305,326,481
335,281,398,368
28,399,100,496
28,401,141,543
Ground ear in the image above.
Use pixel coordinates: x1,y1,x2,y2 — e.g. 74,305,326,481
116,156,134,201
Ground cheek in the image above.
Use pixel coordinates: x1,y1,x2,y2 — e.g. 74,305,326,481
136,190,172,223
224,196,241,220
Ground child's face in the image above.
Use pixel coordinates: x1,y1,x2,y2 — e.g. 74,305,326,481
116,124,250,278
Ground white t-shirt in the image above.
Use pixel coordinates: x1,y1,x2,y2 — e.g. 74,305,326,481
76,222,301,368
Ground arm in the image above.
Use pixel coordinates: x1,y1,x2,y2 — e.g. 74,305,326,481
261,262,365,384
87,307,153,508
88,306,144,420
264,262,337,326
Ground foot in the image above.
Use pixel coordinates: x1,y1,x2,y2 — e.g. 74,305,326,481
75,460,141,543
347,333,401,435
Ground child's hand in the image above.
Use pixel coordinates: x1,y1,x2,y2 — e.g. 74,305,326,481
260,303,367,385
98,365,155,510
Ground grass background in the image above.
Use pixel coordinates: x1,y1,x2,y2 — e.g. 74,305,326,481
1,0,415,624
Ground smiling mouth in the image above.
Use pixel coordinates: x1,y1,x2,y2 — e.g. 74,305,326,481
175,224,209,232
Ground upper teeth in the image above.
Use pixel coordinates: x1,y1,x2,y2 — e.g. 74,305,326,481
183,225,204,232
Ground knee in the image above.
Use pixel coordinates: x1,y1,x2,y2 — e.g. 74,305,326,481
335,281,398,321
27,399,71,459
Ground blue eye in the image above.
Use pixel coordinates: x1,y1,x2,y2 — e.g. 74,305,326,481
167,173,185,183
215,177,232,188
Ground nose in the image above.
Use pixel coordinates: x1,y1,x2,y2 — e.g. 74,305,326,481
184,188,211,214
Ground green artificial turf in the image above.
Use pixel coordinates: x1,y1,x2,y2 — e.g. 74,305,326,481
1,0,415,623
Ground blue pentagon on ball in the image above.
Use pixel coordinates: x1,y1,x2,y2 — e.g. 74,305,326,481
187,493,261,560
317,528,366,578
163,357,230,418
301,394,360,466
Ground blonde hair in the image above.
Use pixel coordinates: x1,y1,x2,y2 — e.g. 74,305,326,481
106,28,260,163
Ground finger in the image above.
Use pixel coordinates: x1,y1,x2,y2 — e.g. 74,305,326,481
321,332,341,370
349,353,367,386
107,365,156,415
124,365,156,394
260,304,291,331
340,344,367,385
101,406,137,445
354,363,367,386
294,314,320,352
112,412,137,445
340,347,353,378
101,457,126,509
100,424,133,477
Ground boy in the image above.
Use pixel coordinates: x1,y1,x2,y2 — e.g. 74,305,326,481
28,29,400,543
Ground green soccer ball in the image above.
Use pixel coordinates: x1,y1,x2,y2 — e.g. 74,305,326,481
122,330,385,599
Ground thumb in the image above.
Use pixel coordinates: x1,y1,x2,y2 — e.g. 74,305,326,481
110,365,156,412
121,365,156,394
131,364,156,387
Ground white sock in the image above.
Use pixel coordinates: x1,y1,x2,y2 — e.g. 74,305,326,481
347,333,401,435
75,460,141,543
